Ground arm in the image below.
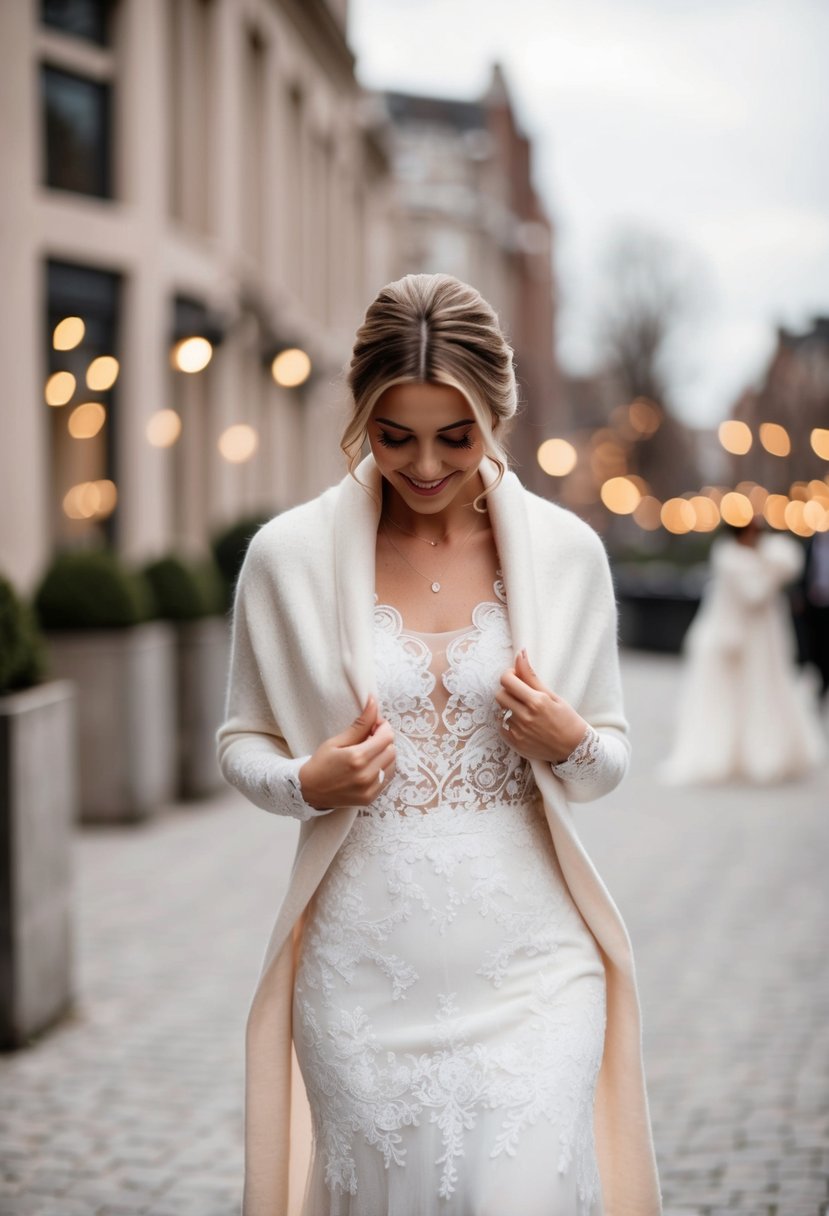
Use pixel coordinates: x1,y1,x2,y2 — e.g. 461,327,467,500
215,535,333,821
215,534,396,819
496,533,631,803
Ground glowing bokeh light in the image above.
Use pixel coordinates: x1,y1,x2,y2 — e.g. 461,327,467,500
53,316,85,350
759,422,791,457
68,402,106,438
719,492,754,527
537,438,577,477
661,498,695,534
172,337,213,374
86,355,119,391
600,476,641,514
689,496,720,532
748,485,769,511
811,428,829,460
271,347,312,387
633,495,662,530
146,409,182,448
62,481,113,520
763,495,788,529
718,420,752,455
701,485,726,505
784,499,814,537
803,500,828,531
628,398,661,436
45,371,76,406
94,480,118,515
219,424,258,463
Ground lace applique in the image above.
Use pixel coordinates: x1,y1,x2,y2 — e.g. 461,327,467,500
294,577,606,1210
551,724,601,778
295,801,605,1206
368,579,535,817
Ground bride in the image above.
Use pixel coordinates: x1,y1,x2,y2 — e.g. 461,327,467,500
217,273,662,1215
660,516,825,786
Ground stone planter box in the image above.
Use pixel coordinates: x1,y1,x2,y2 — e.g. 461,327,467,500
0,680,77,1049
44,622,177,823
176,616,230,799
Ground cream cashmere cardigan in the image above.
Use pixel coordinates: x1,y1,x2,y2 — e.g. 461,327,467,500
216,454,663,1216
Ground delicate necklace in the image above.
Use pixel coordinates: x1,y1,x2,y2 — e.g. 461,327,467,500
383,513,440,547
381,518,483,593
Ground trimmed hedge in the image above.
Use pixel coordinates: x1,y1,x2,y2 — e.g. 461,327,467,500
0,574,47,694
142,554,226,621
211,514,271,610
34,549,155,630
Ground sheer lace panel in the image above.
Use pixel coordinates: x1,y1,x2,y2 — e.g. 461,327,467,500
370,576,537,817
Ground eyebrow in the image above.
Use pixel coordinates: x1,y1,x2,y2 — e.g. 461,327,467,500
374,417,475,433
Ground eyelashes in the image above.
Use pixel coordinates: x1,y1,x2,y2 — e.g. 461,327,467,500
377,430,474,450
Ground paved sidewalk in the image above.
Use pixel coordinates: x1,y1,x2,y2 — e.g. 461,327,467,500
1,652,827,1215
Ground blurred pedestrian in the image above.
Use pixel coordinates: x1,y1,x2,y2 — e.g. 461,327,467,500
217,274,661,1215
800,531,829,704
660,517,825,786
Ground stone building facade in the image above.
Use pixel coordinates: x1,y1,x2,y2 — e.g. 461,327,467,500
378,65,562,496
0,0,394,590
730,318,829,493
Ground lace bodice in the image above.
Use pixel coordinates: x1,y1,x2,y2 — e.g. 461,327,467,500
369,576,536,817
222,579,627,822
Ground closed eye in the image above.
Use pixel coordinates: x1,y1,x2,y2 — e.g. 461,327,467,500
377,429,473,449
377,430,411,448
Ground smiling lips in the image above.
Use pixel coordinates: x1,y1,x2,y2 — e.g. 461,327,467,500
401,473,456,496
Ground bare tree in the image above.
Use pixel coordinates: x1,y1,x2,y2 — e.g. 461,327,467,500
598,226,701,405
595,226,706,498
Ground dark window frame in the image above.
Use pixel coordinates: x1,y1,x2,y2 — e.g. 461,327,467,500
41,0,113,47
41,62,112,198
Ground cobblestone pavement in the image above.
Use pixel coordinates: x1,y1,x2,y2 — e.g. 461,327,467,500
1,652,827,1215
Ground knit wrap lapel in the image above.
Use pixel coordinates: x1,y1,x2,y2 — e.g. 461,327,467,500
333,458,383,708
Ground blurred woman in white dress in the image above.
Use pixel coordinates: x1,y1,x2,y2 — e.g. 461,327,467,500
660,517,826,785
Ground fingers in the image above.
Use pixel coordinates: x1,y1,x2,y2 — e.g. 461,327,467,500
499,669,544,706
351,737,397,803
514,649,552,695
332,695,380,746
351,718,394,761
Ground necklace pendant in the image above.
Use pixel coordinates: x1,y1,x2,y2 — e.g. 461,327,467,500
431,581,441,593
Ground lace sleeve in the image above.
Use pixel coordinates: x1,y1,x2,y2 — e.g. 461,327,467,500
550,725,628,802
223,746,334,822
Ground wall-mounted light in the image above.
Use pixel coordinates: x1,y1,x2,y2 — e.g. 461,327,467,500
269,346,312,388
170,295,226,374
171,336,213,373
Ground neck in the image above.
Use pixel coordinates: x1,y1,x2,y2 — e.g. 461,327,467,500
381,471,487,542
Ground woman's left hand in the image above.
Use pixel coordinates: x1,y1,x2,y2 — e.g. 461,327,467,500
496,649,589,764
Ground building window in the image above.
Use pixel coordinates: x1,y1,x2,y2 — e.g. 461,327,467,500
42,65,111,197
46,260,121,549
41,0,112,46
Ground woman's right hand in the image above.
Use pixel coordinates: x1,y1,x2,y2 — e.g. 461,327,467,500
298,695,396,810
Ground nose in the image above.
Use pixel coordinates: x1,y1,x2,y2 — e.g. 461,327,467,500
408,442,445,480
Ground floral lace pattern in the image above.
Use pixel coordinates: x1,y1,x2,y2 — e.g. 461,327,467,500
293,582,607,1213
368,576,535,818
552,724,602,780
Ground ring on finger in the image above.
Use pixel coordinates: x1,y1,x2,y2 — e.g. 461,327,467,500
501,708,513,731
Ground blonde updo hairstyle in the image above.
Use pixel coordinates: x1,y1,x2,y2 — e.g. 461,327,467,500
342,273,518,509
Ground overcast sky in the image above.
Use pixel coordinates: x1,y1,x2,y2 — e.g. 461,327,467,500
348,0,829,427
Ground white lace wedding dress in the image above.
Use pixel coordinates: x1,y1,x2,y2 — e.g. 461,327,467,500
292,577,607,1215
